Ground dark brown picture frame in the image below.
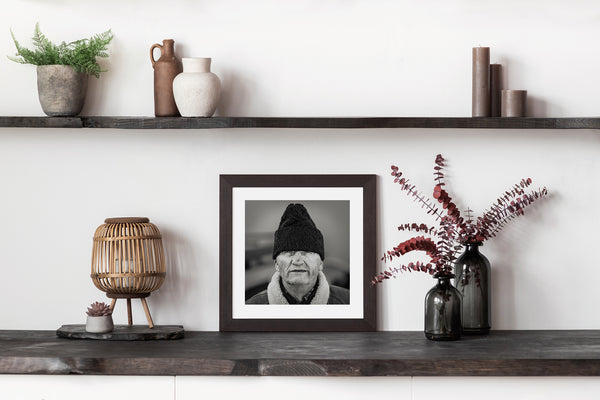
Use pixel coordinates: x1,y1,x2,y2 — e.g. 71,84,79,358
219,174,377,332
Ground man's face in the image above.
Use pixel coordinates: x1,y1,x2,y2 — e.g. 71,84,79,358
275,251,322,288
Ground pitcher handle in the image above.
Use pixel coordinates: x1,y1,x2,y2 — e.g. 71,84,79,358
150,43,162,67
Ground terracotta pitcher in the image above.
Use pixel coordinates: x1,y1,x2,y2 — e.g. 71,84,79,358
150,39,182,117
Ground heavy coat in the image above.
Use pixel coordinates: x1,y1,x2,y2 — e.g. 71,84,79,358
246,271,349,304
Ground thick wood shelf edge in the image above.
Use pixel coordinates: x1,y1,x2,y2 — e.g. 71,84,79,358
1,330,600,376
0,116,83,128
1,116,600,129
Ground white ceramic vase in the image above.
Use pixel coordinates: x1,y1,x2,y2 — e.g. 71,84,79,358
85,315,114,333
173,58,221,117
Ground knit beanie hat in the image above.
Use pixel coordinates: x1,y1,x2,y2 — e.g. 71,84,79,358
272,203,324,260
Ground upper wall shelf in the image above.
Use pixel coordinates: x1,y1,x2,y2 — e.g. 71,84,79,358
0,116,599,129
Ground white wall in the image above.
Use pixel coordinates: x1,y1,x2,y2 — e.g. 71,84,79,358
0,0,598,332
3,0,600,118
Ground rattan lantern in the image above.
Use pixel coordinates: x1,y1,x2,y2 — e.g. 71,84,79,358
91,217,165,328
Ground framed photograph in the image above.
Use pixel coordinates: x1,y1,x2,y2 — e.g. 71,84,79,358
219,174,376,331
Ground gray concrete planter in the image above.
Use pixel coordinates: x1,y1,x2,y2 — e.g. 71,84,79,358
36,65,88,116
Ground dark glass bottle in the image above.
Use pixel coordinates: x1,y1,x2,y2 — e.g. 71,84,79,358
454,242,491,334
424,274,462,341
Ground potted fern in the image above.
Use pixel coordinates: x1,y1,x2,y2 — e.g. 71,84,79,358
9,23,113,117
85,301,114,333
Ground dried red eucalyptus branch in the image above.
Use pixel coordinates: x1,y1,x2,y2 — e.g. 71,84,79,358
428,154,548,242
374,214,463,283
373,154,548,285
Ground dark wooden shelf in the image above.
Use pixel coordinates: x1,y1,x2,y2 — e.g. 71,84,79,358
0,116,83,128
0,116,599,129
1,330,599,376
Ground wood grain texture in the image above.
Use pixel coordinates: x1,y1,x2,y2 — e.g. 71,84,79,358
0,116,82,128
1,331,600,376
1,116,600,129
80,116,600,129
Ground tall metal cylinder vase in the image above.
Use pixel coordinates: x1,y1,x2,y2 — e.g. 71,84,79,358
472,47,490,117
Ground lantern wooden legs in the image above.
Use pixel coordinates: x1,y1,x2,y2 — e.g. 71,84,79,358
140,298,154,328
107,293,155,328
127,299,133,325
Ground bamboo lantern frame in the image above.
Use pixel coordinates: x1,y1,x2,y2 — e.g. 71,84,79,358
91,217,166,328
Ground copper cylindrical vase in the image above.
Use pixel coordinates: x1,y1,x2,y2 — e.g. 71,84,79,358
501,90,527,117
490,64,502,117
472,47,490,117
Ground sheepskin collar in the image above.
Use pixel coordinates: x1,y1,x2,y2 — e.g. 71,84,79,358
267,271,330,304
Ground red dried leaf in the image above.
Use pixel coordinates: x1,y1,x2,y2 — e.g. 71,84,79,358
375,156,548,284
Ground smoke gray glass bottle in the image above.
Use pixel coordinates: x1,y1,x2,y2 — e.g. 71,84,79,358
454,242,491,334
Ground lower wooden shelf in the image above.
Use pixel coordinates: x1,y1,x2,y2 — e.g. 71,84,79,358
0,330,598,376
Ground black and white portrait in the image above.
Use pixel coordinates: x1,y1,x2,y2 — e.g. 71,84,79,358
244,201,350,305
220,174,376,331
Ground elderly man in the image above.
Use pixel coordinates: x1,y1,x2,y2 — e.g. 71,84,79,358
246,203,350,305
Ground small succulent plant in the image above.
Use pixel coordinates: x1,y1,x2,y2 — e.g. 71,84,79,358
86,301,113,317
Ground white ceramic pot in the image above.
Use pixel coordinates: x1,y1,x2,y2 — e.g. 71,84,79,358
173,58,221,117
85,315,114,333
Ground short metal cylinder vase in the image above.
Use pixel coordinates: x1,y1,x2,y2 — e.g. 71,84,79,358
424,274,462,341
454,242,491,334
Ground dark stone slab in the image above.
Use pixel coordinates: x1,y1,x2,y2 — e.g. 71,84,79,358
56,325,184,341
1,330,600,376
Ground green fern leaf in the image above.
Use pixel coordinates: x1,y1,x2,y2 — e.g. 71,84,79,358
7,23,113,78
